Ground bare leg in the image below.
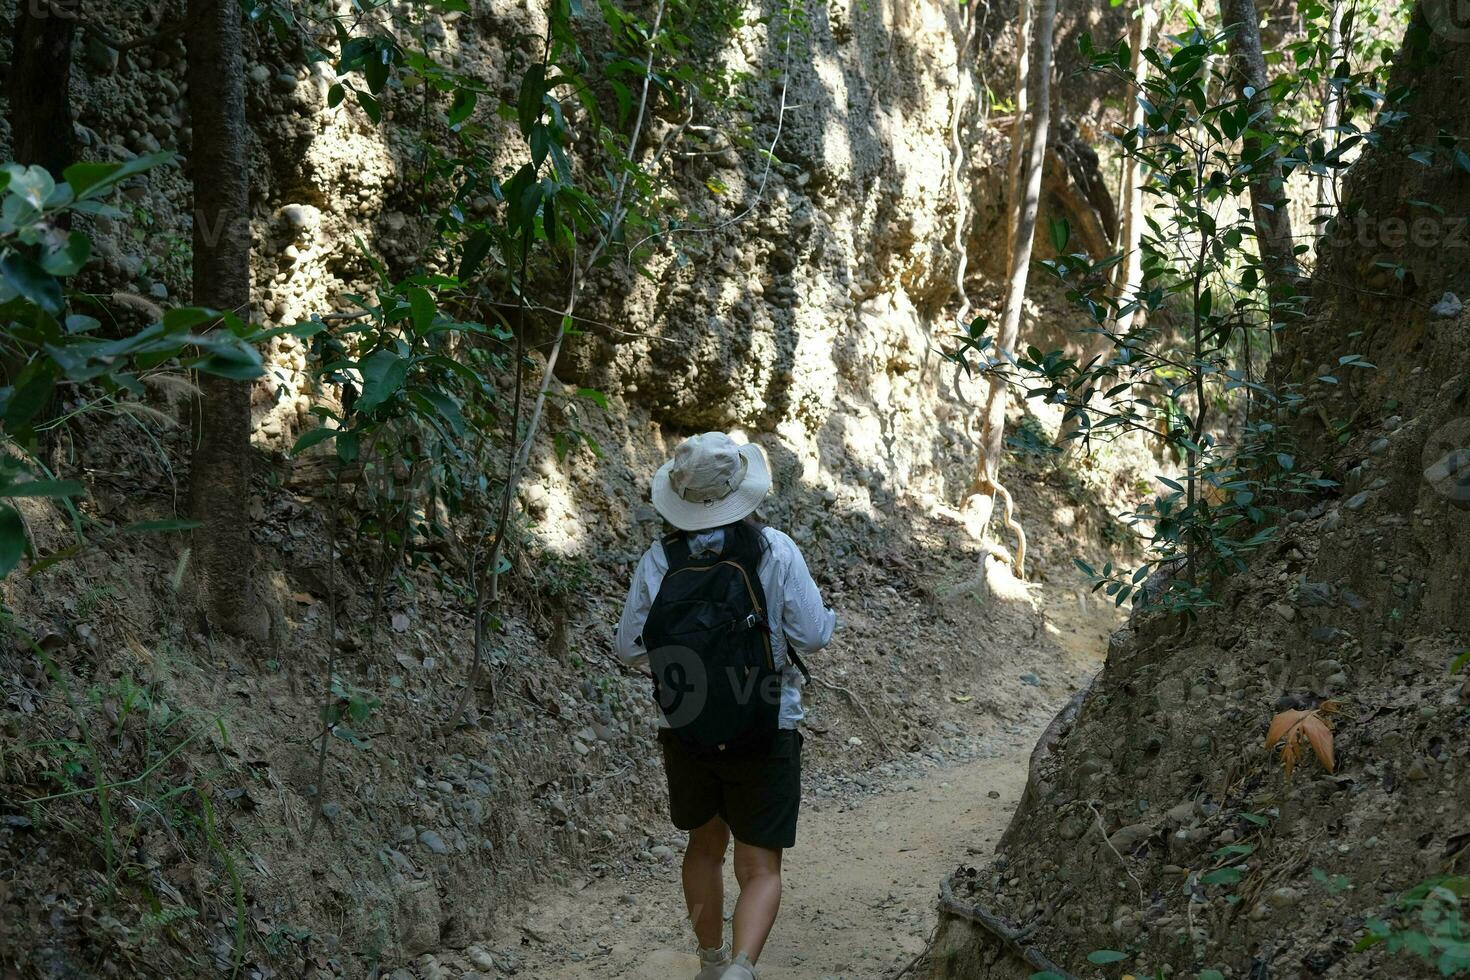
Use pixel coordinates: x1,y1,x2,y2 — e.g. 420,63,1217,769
682,815,731,950
732,841,783,963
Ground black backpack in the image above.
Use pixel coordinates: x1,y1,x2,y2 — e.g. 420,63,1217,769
642,530,783,756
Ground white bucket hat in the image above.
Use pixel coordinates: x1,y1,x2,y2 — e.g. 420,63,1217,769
651,432,771,532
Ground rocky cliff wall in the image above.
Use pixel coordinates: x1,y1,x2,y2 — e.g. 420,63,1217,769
0,1,1128,974
932,15,1470,978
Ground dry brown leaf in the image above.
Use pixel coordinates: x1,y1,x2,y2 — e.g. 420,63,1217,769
1265,703,1336,777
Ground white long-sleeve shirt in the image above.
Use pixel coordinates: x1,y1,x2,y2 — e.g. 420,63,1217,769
616,526,836,729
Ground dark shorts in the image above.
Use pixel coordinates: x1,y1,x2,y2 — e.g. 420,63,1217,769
659,728,803,849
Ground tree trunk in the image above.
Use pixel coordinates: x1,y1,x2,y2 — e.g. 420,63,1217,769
968,0,1056,579
1113,0,1155,334
1004,0,1034,263
1219,0,1301,300
186,0,266,641
8,1,77,180
1315,0,1346,229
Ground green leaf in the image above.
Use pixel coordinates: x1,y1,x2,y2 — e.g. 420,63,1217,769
3,361,58,432
0,505,25,578
447,88,477,126
290,427,341,455
62,151,173,200
124,518,203,533
193,344,265,381
576,387,608,410
356,89,381,124
1049,217,1070,254
407,286,435,334
458,229,494,281
411,388,466,437
529,123,551,168
1086,949,1129,964
336,430,360,464
40,232,92,277
0,478,85,498
1450,651,1470,676
518,63,546,135
355,348,407,413
1,252,63,314
162,306,217,332
363,46,390,94
328,83,346,108
608,79,633,126
1202,867,1243,885
1198,971,1226,980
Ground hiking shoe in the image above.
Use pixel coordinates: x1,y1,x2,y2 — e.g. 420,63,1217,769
721,952,758,979
694,942,730,980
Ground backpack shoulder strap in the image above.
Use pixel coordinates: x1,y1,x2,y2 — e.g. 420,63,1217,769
787,649,813,684
660,530,692,570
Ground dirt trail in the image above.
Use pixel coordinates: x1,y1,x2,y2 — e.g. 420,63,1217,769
490,732,1038,979
481,572,1119,979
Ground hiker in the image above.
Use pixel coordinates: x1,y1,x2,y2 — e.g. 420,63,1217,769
616,432,836,980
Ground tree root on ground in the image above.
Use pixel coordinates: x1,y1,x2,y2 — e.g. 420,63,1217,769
937,875,1077,979
812,676,892,756
963,476,1028,581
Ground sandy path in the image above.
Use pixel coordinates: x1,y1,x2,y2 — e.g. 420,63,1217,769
492,734,1036,979
482,571,1117,979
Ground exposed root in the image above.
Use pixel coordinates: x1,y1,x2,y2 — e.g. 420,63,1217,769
993,479,1027,580
937,875,1077,978
961,476,1027,581
813,676,892,756
1088,799,1145,905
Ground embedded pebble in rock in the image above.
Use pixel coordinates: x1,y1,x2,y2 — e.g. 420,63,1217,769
418,829,450,855
1431,292,1463,317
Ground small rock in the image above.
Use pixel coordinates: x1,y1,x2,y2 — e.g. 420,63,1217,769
418,829,450,854
1108,823,1153,853
1344,491,1372,511
649,845,675,863
1424,449,1470,508
1164,800,1197,825
1268,886,1303,909
466,947,496,970
1019,672,1041,687
84,35,120,73
1431,292,1463,317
